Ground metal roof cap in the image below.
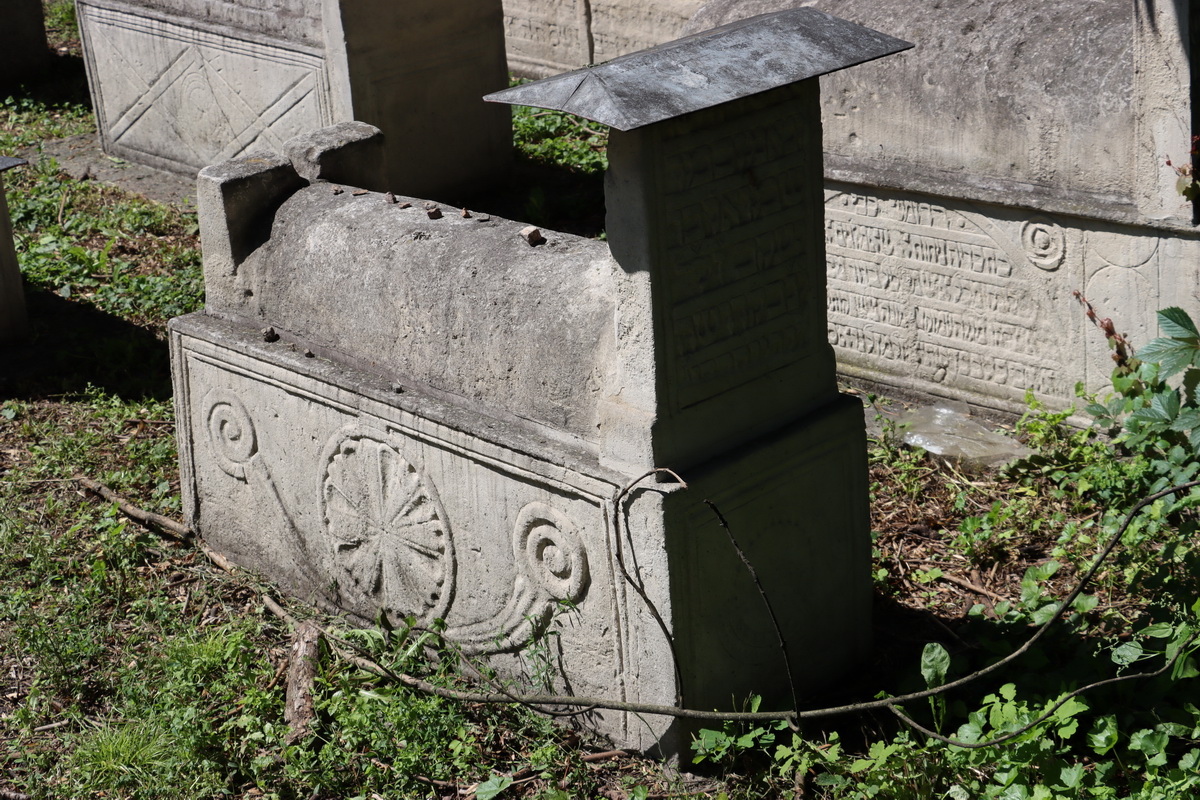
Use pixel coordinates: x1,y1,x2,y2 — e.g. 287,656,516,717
484,8,913,131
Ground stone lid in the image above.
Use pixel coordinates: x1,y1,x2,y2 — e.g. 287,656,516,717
484,8,912,130
0,156,26,172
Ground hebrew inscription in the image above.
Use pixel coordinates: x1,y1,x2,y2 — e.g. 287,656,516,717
502,0,591,74
826,190,1067,402
655,84,822,410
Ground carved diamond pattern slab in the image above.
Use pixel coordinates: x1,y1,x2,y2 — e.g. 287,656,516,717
80,3,332,172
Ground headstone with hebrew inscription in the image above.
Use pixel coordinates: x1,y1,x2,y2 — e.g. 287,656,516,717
76,0,509,200
170,11,909,753
685,0,1200,416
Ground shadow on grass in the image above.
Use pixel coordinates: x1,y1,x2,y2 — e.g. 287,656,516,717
465,156,607,239
1,49,90,111
1,288,171,401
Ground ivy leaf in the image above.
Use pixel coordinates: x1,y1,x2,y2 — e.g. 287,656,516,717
1130,729,1170,766
1158,307,1200,339
955,720,984,745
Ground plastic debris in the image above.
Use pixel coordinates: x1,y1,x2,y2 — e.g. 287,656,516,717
899,401,1033,470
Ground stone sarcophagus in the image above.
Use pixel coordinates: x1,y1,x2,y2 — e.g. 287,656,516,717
76,0,510,200
170,12,910,753
687,0,1200,416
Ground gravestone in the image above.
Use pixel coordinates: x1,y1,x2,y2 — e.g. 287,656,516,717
0,157,28,344
76,0,509,200
0,0,51,90
170,11,909,753
502,0,703,77
686,0,1200,416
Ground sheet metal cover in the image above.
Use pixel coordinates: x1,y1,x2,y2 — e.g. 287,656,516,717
0,156,26,172
485,8,912,131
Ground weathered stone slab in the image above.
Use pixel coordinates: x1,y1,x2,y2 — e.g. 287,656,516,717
502,0,592,77
0,0,50,90
77,0,509,200
590,0,704,64
501,0,703,77
684,0,1200,415
0,158,28,344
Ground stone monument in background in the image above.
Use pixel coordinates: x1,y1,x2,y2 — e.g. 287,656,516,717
169,11,910,753
501,0,704,77
685,0,1200,416
75,0,511,200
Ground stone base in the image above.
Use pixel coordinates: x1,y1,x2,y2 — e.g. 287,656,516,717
170,311,870,753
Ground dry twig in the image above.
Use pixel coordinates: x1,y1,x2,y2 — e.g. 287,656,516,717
284,620,323,743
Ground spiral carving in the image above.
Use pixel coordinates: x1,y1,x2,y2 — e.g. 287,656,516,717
514,502,589,603
204,390,258,479
1021,217,1066,271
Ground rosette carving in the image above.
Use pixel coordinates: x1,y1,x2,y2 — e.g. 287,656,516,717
1021,217,1066,271
320,426,456,624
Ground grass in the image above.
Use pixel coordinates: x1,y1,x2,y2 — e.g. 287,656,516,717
5,8,1200,799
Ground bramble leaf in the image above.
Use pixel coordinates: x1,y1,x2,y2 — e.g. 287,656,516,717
1159,307,1199,339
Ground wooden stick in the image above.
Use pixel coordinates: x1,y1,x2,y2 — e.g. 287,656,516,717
937,571,1008,603
73,473,191,541
284,620,323,744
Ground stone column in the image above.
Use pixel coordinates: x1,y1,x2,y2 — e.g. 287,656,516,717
600,78,870,751
601,80,837,469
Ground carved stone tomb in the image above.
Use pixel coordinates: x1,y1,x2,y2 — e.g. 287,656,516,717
170,10,909,753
